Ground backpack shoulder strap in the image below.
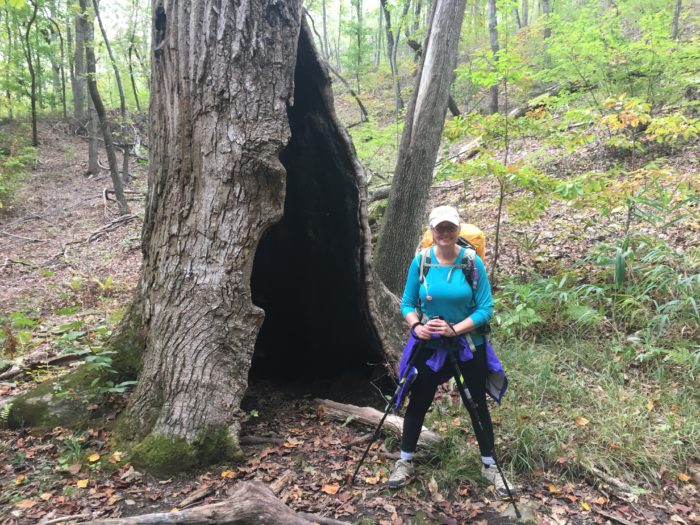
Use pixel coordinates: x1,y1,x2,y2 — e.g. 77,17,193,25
461,247,477,290
418,248,431,283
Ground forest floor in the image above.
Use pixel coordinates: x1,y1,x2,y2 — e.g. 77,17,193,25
1,120,699,525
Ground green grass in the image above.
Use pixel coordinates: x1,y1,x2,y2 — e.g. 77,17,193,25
422,335,699,489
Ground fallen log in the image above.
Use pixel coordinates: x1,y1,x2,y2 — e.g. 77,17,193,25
316,398,442,447
88,481,349,525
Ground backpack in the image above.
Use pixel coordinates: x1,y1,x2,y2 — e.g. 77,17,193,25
418,223,486,292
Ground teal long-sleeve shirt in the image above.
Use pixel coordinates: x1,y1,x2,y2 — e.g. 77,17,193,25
400,247,494,347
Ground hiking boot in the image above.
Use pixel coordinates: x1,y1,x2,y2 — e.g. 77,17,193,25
388,459,415,489
481,464,517,497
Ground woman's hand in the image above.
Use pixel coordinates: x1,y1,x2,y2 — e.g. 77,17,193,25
413,323,431,340
424,318,455,337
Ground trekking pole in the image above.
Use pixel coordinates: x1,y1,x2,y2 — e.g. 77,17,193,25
445,338,521,519
350,340,425,485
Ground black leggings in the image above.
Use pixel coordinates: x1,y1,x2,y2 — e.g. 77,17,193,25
401,343,495,457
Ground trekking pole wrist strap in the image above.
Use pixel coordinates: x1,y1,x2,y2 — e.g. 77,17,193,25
410,321,422,331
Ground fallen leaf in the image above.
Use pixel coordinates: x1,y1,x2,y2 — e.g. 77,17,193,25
108,451,123,464
221,470,235,479
88,453,101,462
76,479,89,488
15,499,37,509
39,493,53,501
322,483,340,495
593,496,607,505
364,475,380,485
547,483,562,494
15,475,26,486
645,400,654,411
171,508,180,513
68,463,82,475
678,472,691,482
581,500,591,511
575,417,589,426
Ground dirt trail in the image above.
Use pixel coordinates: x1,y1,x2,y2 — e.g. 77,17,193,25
0,121,144,315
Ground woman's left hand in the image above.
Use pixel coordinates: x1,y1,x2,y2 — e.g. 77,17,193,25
424,318,456,337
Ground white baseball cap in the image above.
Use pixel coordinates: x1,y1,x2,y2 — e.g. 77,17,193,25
429,205,461,228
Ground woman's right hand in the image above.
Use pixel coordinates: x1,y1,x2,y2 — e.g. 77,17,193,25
413,323,432,340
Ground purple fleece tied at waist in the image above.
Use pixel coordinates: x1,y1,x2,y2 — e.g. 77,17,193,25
393,332,508,411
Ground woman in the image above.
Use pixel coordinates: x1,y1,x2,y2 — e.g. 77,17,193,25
388,205,513,496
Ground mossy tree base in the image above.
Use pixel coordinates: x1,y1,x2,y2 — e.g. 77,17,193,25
3,305,144,431
129,427,243,477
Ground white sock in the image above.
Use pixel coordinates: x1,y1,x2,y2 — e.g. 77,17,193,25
481,456,496,466
400,450,415,461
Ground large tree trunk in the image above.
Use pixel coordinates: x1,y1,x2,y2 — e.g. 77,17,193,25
114,0,404,472
522,0,529,27
374,0,468,295
5,0,408,474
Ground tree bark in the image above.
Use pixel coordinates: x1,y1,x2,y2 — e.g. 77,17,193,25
380,0,404,111
374,0,468,295
405,40,461,117
73,0,86,120
128,0,142,112
321,0,329,60
88,97,99,175
488,0,499,114
522,0,529,27
79,0,128,215
672,0,682,40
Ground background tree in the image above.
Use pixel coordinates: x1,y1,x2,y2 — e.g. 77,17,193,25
22,0,39,146
79,0,128,214
375,0,468,294
72,0,85,119
380,0,404,111
91,0,129,183
487,0,499,114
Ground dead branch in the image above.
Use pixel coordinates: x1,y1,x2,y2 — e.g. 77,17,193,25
316,398,441,447
39,513,92,525
87,481,350,525
0,352,87,381
0,231,49,243
88,213,138,242
179,483,218,508
369,185,391,202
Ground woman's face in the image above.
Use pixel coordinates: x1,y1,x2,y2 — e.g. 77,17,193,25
431,221,460,247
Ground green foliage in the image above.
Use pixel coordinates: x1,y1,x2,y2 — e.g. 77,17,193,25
0,145,36,209
535,2,700,108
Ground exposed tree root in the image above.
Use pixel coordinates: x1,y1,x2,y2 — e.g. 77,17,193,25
88,481,350,525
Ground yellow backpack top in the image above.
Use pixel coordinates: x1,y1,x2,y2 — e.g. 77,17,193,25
420,223,486,261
